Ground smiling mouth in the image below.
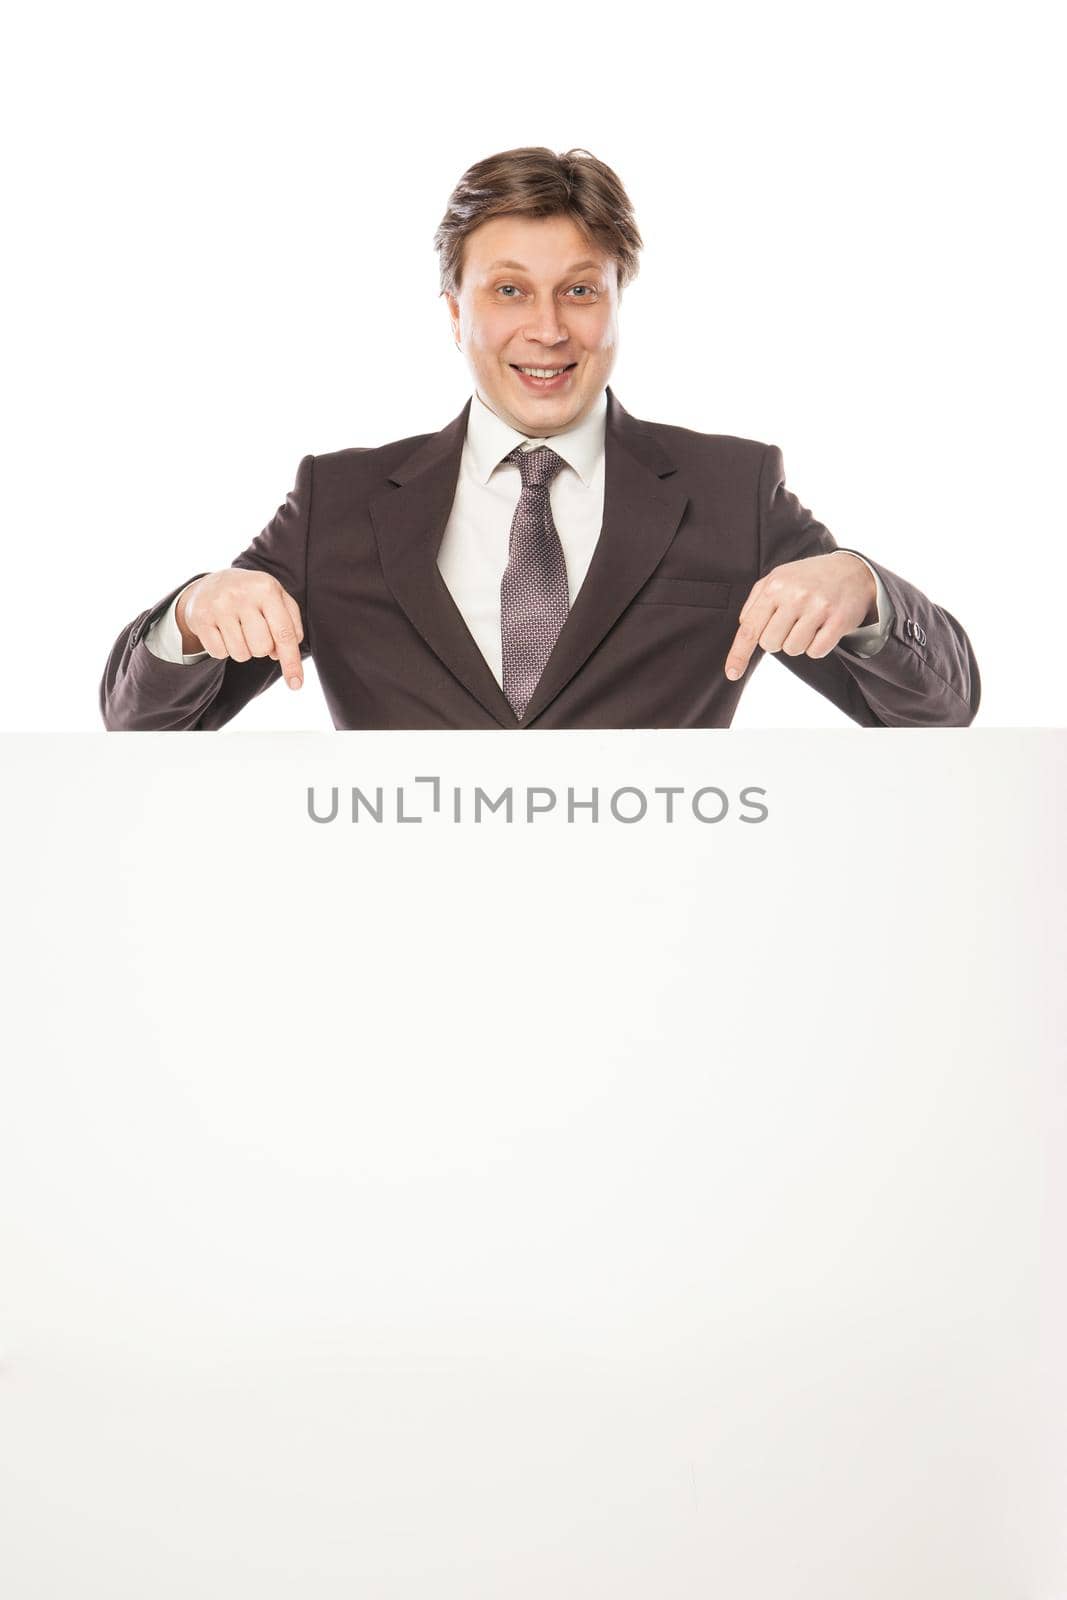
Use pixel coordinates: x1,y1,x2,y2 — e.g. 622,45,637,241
509,362,578,391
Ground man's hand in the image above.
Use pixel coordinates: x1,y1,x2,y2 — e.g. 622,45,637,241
724,552,878,681
177,570,306,689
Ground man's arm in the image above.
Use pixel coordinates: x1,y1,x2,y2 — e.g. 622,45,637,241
99,455,314,731
728,444,980,727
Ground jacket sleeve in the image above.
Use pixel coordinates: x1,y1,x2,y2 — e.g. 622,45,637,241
756,443,981,727
99,454,314,731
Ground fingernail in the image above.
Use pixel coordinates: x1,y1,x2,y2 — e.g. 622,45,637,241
288,676,302,690
726,667,740,680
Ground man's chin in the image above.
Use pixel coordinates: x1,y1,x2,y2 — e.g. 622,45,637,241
504,377,587,429
477,374,594,435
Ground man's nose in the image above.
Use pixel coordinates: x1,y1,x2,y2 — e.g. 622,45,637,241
523,304,568,344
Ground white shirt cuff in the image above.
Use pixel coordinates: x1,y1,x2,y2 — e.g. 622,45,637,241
143,584,210,663
835,551,893,658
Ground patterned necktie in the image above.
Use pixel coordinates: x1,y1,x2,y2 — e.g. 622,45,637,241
499,443,570,721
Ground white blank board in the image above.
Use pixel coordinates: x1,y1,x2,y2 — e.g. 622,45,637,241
1,730,1065,1598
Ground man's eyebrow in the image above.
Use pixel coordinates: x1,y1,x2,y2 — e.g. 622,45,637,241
484,258,604,274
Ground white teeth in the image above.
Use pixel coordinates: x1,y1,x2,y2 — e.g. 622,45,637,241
518,367,569,378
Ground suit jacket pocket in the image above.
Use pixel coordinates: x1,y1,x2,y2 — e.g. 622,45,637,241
634,576,732,608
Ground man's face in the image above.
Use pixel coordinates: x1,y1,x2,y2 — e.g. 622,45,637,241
445,213,619,437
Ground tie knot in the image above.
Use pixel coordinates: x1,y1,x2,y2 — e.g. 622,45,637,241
505,443,566,492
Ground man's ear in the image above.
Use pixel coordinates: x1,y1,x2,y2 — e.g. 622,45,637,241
443,291,461,348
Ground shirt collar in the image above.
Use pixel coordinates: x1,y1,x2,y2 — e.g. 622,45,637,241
466,383,608,488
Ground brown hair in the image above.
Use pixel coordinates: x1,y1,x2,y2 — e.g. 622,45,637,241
434,146,643,300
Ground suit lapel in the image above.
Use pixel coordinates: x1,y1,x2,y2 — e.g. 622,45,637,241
369,398,518,726
368,385,689,728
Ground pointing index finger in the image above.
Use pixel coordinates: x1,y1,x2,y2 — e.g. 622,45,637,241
264,591,304,689
725,582,767,681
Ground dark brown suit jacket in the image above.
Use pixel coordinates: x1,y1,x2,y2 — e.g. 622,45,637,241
99,386,980,730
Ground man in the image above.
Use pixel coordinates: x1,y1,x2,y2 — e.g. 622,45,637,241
99,146,980,731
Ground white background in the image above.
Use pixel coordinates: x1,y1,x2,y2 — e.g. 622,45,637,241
1,0,1062,731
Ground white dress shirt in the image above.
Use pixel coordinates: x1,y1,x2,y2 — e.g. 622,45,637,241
145,388,892,672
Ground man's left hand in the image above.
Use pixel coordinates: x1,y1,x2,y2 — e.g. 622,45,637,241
725,552,878,681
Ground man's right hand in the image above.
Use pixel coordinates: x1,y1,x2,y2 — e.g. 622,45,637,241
176,570,305,689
